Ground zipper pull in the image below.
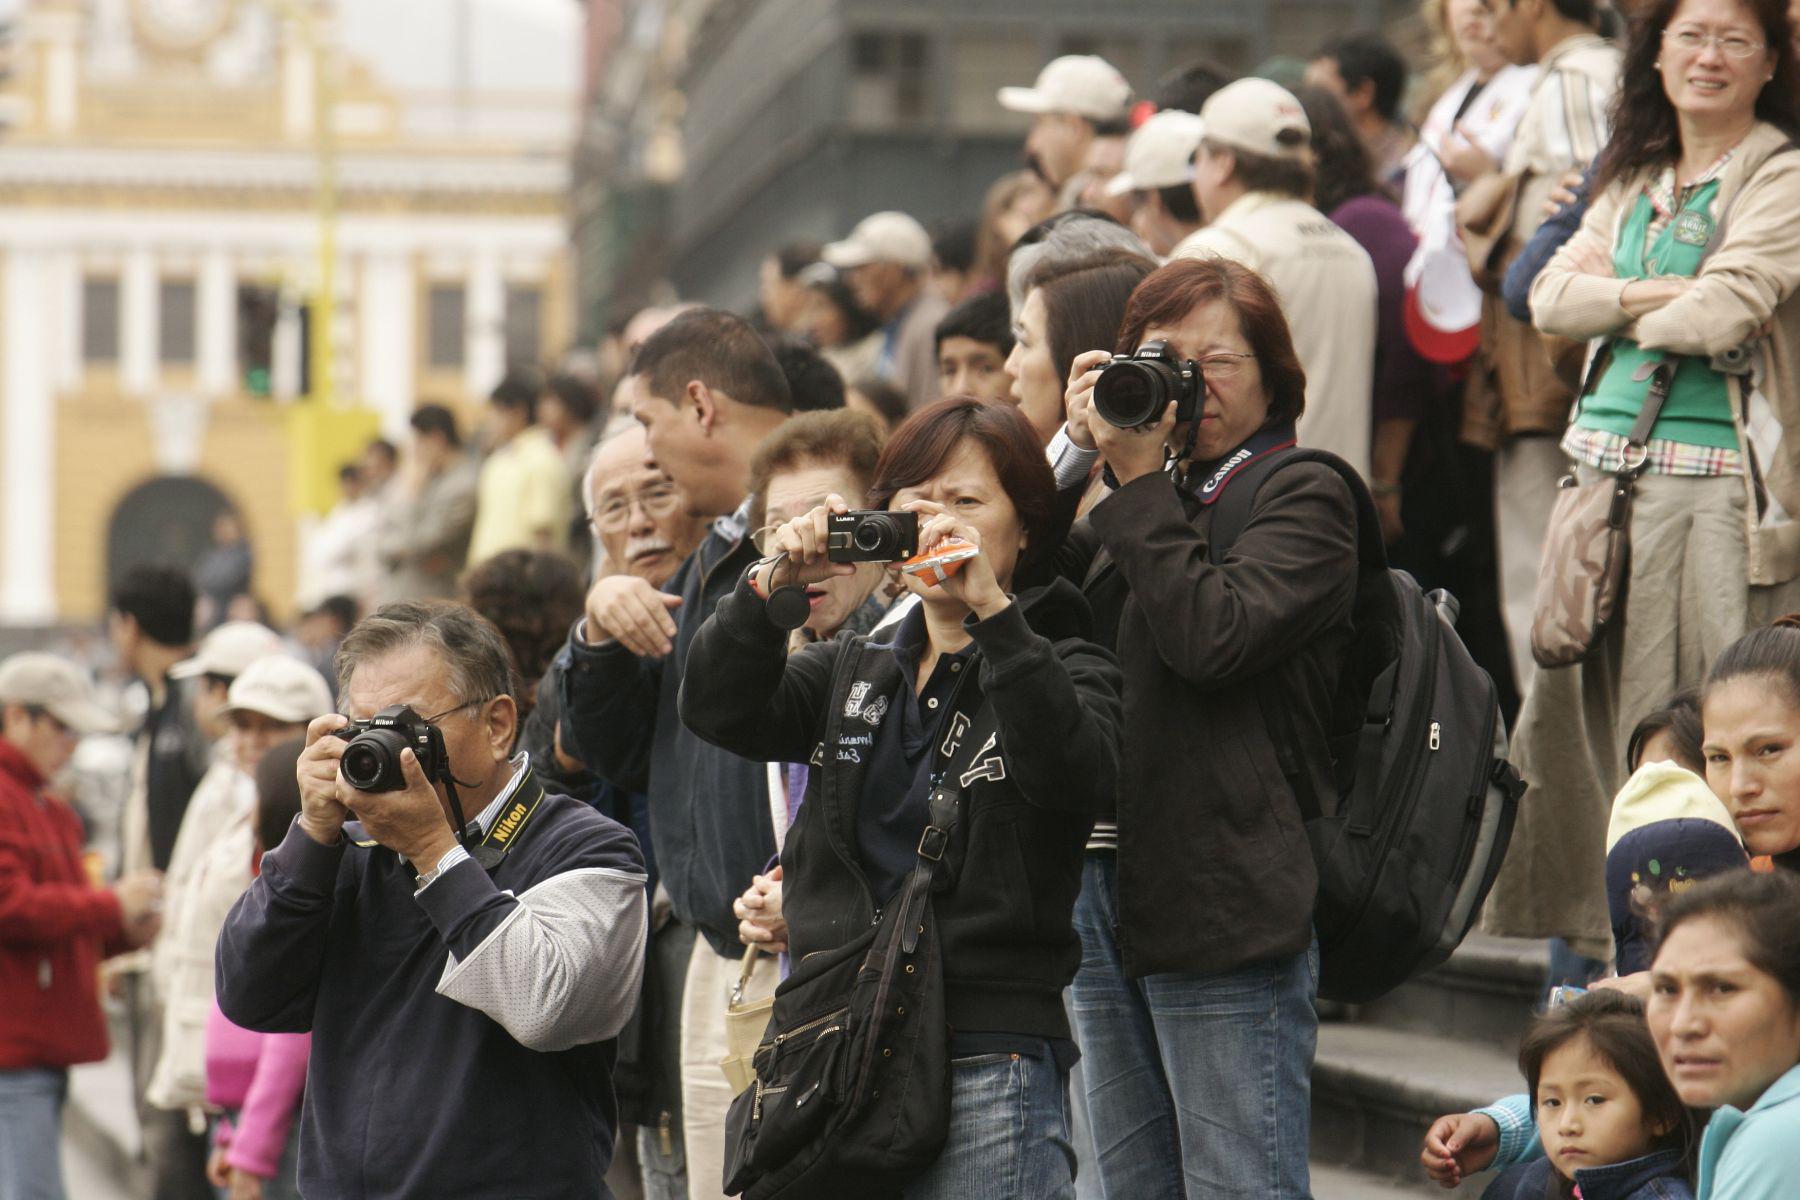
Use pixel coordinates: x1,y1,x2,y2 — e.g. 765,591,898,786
659,1110,674,1156
1429,722,1441,752
752,1079,765,1122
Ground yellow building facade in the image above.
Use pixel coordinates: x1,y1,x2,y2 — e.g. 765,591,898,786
0,0,574,624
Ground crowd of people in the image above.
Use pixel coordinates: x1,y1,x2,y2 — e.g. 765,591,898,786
10,0,1800,1197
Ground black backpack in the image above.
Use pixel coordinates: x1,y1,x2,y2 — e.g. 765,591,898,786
1206,447,1527,1004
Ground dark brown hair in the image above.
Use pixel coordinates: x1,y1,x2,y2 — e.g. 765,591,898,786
1593,0,1800,197
1704,620,1800,711
1025,248,1159,406
1626,688,1704,774
1294,83,1377,217
867,397,1064,574
460,552,586,709
1657,869,1800,1008
253,735,306,854
631,308,794,413
1518,990,1695,1193
747,409,888,532
1114,258,1308,428
1206,139,1314,200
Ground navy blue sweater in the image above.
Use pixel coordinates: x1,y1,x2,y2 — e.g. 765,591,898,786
216,783,647,1200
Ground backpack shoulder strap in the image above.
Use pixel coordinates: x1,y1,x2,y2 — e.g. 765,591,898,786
1205,447,1386,571
1202,447,1384,823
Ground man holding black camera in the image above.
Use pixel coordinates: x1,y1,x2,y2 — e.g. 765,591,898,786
215,601,647,1199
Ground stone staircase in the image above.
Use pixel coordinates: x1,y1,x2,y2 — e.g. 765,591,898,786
1310,934,1549,1197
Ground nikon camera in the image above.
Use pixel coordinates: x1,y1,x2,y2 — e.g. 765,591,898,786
1092,340,1202,429
333,704,451,792
827,510,919,563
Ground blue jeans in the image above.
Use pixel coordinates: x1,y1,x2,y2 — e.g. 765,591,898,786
1068,854,1318,1200
0,1068,67,1200
903,1043,1075,1200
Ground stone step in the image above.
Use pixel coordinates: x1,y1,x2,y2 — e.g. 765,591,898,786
1353,934,1549,1053
1310,1160,1448,1198
1311,1022,1523,1198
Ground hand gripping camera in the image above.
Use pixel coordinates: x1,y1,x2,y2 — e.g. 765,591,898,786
827,510,919,563
1092,340,1203,429
333,704,451,793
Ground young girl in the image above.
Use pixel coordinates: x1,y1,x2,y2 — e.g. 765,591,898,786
1482,990,1696,1200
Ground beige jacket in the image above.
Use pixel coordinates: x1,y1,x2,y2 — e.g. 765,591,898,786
1172,192,1379,480
1530,121,1800,585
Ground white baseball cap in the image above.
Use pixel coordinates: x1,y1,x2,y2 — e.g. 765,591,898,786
1106,109,1207,196
999,55,1132,124
822,212,933,271
225,655,333,726
0,653,119,734
1197,78,1311,162
169,621,285,681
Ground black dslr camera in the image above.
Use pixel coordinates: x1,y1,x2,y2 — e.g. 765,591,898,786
333,705,451,793
1092,340,1202,429
827,510,919,563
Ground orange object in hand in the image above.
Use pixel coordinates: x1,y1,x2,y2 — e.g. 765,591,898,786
898,537,979,588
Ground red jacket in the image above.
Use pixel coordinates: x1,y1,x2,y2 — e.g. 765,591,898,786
0,737,124,1070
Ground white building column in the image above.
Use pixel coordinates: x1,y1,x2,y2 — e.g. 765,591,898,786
197,247,237,396
359,250,416,437
2,249,58,622
120,247,158,394
465,247,504,399
38,9,81,135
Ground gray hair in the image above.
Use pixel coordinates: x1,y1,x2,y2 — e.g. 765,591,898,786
334,601,518,712
581,417,647,518
1006,216,1155,318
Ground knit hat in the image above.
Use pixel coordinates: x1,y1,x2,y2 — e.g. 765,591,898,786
1605,761,1748,973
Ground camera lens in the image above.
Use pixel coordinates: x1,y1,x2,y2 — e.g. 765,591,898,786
1095,360,1179,429
340,728,409,791
853,519,891,555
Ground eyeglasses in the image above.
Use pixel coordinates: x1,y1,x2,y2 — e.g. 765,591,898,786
1196,352,1257,381
1664,27,1766,58
589,484,682,533
423,698,491,724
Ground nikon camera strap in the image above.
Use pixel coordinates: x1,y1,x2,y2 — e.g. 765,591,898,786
350,765,549,873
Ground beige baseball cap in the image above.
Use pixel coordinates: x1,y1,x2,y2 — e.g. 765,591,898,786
225,655,334,726
1197,78,1311,162
1106,109,1207,196
999,55,1132,124
821,212,933,271
0,653,119,734
169,621,286,681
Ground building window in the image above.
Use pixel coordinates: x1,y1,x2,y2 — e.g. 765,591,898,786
159,280,197,365
427,283,466,370
504,285,543,369
82,277,120,365
949,33,1051,133
848,31,930,128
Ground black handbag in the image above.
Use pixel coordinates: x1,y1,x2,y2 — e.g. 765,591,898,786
721,655,985,1200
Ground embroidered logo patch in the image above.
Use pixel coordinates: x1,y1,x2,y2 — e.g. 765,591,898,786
860,695,890,727
843,681,871,719
1671,210,1712,247
958,733,1007,787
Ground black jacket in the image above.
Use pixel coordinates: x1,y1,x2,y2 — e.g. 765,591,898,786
1073,462,1357,977
679,575,1123,1040
562,523,773,958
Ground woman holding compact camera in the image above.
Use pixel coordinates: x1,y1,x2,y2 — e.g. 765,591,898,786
679,396,1122,1198
1053,256,1360,1199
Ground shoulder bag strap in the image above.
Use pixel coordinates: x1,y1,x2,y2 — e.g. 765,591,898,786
892,666,988,955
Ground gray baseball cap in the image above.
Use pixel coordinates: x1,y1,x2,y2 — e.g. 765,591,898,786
0,653,119,734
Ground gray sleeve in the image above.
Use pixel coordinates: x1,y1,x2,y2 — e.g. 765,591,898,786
432,866,648,1051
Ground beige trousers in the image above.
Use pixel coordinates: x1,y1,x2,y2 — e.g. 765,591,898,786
1494,435,1570,695
679,937,777,1200
1485,469,1800,956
